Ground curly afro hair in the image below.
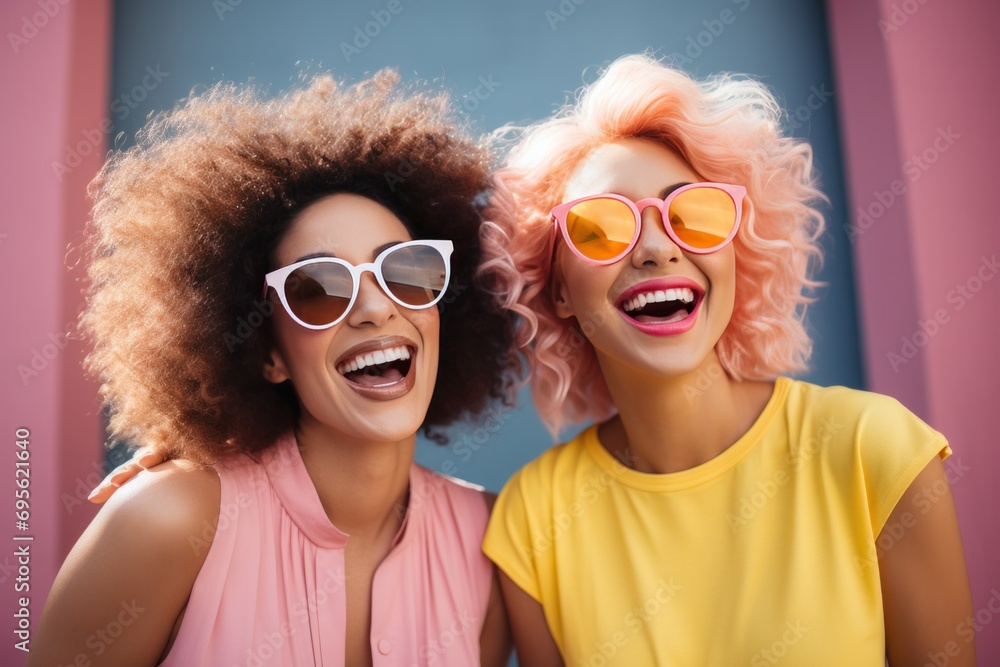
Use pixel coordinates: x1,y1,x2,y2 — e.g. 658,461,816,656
80,70,515,463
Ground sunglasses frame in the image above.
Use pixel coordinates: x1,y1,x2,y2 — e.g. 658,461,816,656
550,182,747,265
263,239,454,330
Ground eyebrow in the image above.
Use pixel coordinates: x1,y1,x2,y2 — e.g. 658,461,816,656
292,240,403,264
658,182,692,199
293,251,334,263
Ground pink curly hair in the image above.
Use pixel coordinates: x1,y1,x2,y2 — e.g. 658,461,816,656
479,54,827,437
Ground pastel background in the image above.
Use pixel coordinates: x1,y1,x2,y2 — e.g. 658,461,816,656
0,0,996,664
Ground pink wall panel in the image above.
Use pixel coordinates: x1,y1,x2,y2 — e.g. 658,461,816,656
829,0,1000,662
0,1,110,663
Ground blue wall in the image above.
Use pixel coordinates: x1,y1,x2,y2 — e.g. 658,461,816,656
109,0,860,493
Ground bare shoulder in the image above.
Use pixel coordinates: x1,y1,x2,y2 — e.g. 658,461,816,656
29,460,223,666
100,459,221,532
66,458,224,577
82,458,223,563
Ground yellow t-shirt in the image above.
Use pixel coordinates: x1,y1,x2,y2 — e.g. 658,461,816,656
483,377,952,666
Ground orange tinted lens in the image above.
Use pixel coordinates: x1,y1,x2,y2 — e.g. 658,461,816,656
667,187,737,249
285,263,353,326
565,198,636,261
380,244,448,306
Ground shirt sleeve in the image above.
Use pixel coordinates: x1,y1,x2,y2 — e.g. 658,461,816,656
482,466,544,603
855,392,952,537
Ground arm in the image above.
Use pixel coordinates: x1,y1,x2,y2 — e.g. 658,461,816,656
28,460,219,666
479,491,512,667
480,566,513,667
498,571,564,667
878,457,975,666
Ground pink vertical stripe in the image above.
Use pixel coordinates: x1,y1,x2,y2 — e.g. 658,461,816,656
0,1,110,663
828,0,1000,663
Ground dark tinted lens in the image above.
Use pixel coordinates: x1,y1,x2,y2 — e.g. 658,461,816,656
380,244,448,306
667,187,737,249
284,262,354,326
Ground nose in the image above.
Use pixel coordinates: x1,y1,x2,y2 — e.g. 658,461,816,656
346,269,396,327
630,203,682,267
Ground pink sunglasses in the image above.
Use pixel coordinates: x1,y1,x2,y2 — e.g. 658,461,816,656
550,182,747,265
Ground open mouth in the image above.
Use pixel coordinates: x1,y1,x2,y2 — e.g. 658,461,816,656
336,345,414,388
620,287,699,324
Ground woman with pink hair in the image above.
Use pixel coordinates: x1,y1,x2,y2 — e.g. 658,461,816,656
480,54,975,666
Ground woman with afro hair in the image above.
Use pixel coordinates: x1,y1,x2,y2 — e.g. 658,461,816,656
31,71,513,666
479,54,974,666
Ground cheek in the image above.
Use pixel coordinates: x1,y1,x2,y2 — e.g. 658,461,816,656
271,316,333,373
402,303,440,357
271,316,297,352
703,252,737,328
556,252,615,312
704,249,736,291
419,310,441,354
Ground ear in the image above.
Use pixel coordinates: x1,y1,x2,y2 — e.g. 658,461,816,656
550,264,575,320
263,348,291,385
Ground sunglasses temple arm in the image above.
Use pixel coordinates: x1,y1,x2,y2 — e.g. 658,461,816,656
545,217,560,277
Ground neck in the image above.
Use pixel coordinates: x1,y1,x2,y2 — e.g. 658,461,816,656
597,353,774,474
293,416,415,544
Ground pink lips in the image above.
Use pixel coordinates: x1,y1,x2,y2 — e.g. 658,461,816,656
615,277,704,337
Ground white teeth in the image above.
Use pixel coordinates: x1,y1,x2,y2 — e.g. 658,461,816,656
622,287,698,313
337,345,412,375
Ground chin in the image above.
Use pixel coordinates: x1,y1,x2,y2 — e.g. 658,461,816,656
362,390,435,440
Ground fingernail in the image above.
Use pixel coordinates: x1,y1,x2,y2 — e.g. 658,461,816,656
137,453,159,468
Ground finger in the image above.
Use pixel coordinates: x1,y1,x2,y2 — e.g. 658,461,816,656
135,448,165,469
108,462,144,487
86,448,166,504
87,481,117,504
86,459,139,504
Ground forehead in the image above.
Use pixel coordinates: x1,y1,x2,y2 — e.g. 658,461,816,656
275,193,412,264
562,138,701,201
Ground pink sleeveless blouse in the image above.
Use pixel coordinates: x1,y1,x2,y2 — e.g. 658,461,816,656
160,430,493,666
